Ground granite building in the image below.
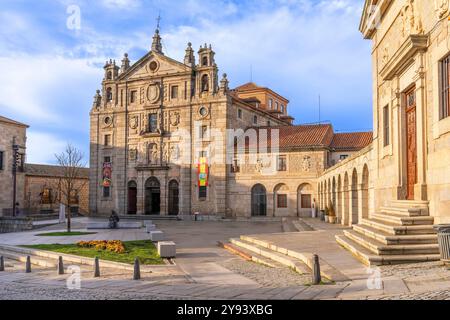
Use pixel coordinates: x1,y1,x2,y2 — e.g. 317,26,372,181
89,29,371,218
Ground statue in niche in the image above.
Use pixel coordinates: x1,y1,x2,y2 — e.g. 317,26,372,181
302,156,312,172
148,143,158,164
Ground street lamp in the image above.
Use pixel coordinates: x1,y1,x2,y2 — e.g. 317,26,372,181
12,137,26,217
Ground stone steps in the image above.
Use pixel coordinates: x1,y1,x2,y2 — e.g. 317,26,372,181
360,218,436,235
352,224,438,245
335,235,440,266
371,212,434,226
0,248,58,269
336,201,439,266
379,206,427,217
343,230,440,255
230,238,310,275
219,241,278,268
237,235,349,282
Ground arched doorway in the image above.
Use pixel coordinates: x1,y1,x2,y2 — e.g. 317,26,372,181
362,165,369,219
351,169,359,225
168,180,179,216
344,172,350,226
337,175,342,224
127,181,137,215
251,184,267,216
145,177,160,215
297,183,313,217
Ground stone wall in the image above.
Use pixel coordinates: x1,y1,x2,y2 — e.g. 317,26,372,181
0,120,27,216
0,217,33,233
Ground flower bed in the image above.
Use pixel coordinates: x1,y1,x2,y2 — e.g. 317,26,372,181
77,240,125,254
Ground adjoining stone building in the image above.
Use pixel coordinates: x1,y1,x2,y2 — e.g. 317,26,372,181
24,164,89,215
0,116,27,216
0,115,89,217
89,28,372,218
320,0,450,265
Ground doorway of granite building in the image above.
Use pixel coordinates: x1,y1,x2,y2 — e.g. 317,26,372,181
145,177,160,215
127,181,137,215
168,180,179,216
251,184,267,216
405,86,417,201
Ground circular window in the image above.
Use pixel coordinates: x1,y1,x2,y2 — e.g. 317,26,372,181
104,116,112,125
199,107,208,117
149,61,158,72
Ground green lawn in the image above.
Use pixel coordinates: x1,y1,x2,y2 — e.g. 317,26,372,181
35,232,97,237
22,240,164,265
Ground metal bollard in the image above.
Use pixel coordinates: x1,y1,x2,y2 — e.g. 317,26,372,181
25,256,31,273
58,256,64,275
94,257,100,278
312,254,321,285
0,256,4,272
133,258,141,280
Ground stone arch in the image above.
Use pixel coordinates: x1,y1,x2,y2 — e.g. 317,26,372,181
351,168,359,225
362,164,369,220
337,175,342,224
332,177,337,212
251,184,267,216
127,180,137,215
343,172,350,226
168,179,179,216
297,183,313,217
201,74,209,92
145,177,160,215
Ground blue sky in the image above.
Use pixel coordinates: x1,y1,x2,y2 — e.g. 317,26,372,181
0,0,372,164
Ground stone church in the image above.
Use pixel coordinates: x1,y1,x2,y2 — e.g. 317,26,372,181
89,28,371,218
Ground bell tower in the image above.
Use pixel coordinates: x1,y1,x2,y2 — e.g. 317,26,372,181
196,44,218,96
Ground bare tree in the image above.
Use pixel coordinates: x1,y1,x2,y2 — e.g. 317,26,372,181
55,144,87,233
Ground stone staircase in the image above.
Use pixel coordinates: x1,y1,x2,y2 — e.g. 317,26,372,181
226,235,349,282
336,200,441,266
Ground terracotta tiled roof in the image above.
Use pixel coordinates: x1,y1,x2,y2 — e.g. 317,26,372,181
234,82,263,92
0,115,28,128
25,164,89,179
330,132,373,151
243,124,334,150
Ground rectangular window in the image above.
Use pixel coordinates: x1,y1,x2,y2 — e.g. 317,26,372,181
277,194,287,208
130,90,137,103
103,186,110,198
277,155,287,171
238,109,243,119
275,102,279,110
200,125,208,139
171,86,179,99
199,186,207,199
268,99,273,109
104,156,111,163
149,114,158,133
440,54,450,120
104,134,112,146
199,151,207,158
383,105,390,146
301,194,312,209
281,104,285,113
0,151,3,170
253,115,258,125
339,154,349,161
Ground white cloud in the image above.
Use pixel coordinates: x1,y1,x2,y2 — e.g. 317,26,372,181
26,131,69,164
101,0,142,10
0,55,102,125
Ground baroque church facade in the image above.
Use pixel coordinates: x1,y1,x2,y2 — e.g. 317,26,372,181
89,28,371,218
